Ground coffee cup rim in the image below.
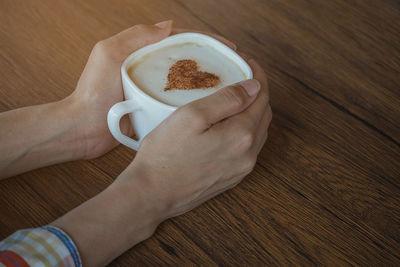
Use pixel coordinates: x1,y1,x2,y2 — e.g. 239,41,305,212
121,32,253,110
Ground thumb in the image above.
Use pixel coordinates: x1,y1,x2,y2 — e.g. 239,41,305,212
183,79,260,130
102,20,173,60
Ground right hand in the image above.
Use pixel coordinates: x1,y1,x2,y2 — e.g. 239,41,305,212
117,58,272,220
52,56,271,267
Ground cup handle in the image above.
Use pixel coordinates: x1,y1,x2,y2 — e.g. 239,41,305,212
107,100,141,151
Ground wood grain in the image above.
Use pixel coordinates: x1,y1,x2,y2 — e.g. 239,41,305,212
1,0,399,265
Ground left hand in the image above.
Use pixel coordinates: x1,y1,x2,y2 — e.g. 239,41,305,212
67,21,237,159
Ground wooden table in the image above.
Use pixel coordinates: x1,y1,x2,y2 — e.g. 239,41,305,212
1,0,399,265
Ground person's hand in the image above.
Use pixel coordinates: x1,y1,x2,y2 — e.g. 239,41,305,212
0,21,178,178
67,21,238,159
51,23,270,266
53,45,270,267
65,21,172,159
117,57,271,220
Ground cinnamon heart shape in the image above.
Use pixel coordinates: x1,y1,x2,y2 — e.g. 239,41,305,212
165,59,220,91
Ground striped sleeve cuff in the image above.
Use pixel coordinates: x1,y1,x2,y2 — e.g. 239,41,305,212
0,226,82,267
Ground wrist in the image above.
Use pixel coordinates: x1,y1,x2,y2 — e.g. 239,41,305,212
64,91,127,160
59,95,89,160
119,159,187,221
0,97,88,178
113,162,169,226
107,177,162,235
51,170,161,266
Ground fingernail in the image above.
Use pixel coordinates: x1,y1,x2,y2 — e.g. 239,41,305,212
239,79,260,96
232,43,238,50
155,20,172,29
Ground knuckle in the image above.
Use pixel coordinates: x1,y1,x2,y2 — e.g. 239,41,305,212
232,129,255,154
267,105,273,121
222,86,247,108
93,40,109,52
240,130,255,151
243,154,257,173
228,182,238,190
93,40,114,58
229,178,243,190
132,24,148,32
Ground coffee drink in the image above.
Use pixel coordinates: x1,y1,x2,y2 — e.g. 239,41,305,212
128,42,247,106
108,33,252,150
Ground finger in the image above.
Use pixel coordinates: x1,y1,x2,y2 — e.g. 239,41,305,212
223,58,269,131
188,178,242,210
171,28,236,50
99,20,173,61
236,51,251,61
252,104,272,155
179,79,261,131
212,174,245,195
196,174,245,205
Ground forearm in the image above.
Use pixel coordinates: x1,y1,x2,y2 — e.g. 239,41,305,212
0,98,85,178
51,165,164,266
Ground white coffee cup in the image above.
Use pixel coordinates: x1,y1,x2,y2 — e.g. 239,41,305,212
107,33,253,150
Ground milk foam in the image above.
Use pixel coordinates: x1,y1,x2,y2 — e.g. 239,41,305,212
128,43,246,106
